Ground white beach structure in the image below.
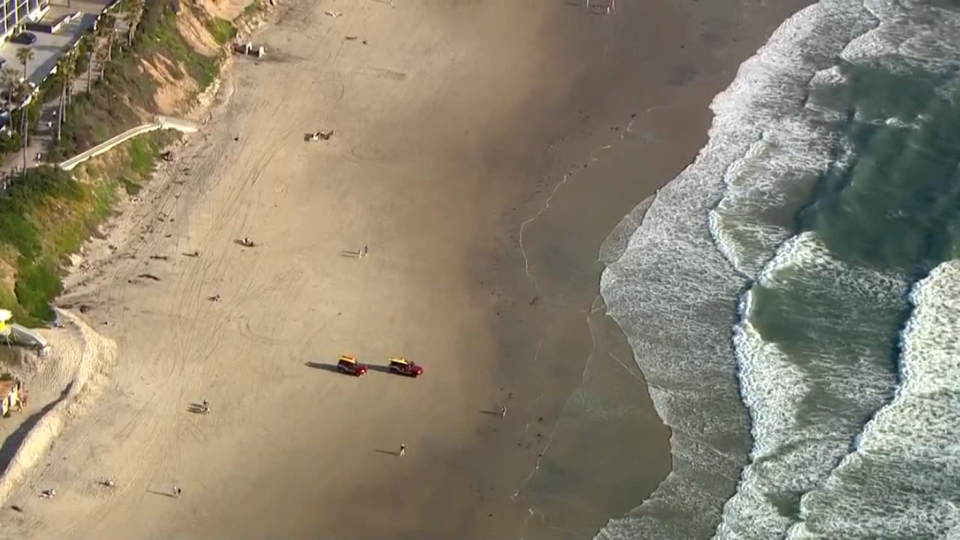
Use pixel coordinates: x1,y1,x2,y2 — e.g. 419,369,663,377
585,0,615,14
0,308,48,351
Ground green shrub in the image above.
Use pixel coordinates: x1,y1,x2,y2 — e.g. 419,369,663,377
206,17,236,45
14,258,60,321
0,166,105,325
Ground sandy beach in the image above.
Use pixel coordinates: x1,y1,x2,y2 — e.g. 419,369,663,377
0,0,809,538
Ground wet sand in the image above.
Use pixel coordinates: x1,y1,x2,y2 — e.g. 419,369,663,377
0,0,808,538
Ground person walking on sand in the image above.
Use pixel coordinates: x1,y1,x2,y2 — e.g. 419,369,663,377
501,406,507,418
173,485,182,498
399,443,406,457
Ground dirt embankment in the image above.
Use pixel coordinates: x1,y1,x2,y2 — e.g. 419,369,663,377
0,311,117,507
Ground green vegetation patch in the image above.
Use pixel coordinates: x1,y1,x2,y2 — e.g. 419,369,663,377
0,166,103,325
205,17,236,45
242,0,263,17
140,9,219,88
0,130,170,326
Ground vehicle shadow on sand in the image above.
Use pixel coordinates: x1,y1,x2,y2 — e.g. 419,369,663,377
304,361,391,374
304,362,339,373
366,365,391,374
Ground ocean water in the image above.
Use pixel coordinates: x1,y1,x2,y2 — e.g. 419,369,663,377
597,0,960,538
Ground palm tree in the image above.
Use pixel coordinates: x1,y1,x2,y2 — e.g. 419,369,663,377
60,50,77,113
15,46,34,83
11,81,29,176
86,43,96,92
13,48,35,176
127,0,144,46
1,68,19,111
102,31,113,73
55,55,77,142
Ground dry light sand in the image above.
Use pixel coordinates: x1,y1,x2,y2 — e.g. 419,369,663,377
0,0,809,538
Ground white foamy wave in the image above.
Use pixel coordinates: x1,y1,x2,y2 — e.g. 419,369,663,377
804,66,851,121
708,0,876,277
715,233,904,539
709,117,836,277
596,0,879,538
810,65,847,86
785,261,960,539
711,0,960,536
842,0,960,75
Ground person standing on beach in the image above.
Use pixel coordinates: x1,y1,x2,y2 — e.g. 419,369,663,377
173,485,182,498
399,443,406,457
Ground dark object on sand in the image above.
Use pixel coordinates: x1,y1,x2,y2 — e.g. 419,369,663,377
161,151,173,162
305,130,334,142
138,273,161,281
149,255,169,261
237,237,255,248
79,304,92,313
209,294,222,303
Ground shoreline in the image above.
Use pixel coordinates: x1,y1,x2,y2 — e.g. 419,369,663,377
1,0,812,538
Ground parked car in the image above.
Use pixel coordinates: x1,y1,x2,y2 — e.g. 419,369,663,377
337,355,368,377
11,32,37,45
388,357,424,377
